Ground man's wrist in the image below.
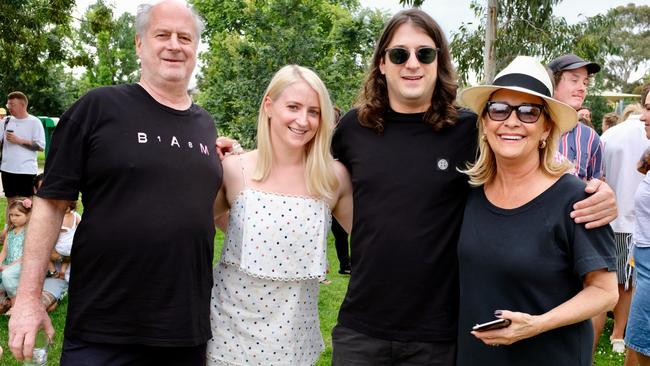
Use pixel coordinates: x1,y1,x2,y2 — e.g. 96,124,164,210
15,291,44,304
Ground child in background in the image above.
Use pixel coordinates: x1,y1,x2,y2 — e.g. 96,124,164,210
48,201,80,281
0,197,32,313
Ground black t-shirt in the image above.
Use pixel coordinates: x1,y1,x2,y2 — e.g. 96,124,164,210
457,174,615,366
38,84,223,346
332,108,478,341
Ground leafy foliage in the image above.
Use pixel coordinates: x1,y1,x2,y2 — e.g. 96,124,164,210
191,0,387,148
0,0,139,116
450,0,617,87
70,1,139,95
399,0,425,7
601,4,650,93
0,0,75,115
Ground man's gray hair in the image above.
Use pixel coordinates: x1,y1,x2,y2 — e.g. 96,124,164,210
135,1,206,39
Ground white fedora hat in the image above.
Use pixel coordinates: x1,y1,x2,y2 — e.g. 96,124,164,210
458,56,578,133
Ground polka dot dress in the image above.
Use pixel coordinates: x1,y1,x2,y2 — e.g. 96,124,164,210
207,188,331,366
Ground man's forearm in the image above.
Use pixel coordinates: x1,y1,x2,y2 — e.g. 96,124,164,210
21,140,44,151
15,197,69,299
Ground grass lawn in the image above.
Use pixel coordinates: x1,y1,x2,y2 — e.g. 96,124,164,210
0,197,628,364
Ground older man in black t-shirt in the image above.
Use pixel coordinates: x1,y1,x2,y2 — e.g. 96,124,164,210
8,1,222,364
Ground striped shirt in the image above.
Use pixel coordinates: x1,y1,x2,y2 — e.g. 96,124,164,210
559,122,604,181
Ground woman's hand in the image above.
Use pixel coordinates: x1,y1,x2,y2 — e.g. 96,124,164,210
471,310,544,346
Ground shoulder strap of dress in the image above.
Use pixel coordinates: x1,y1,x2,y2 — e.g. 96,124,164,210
238,155,247,188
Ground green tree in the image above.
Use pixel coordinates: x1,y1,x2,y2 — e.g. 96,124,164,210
191,0,387,148
450,0,616,86
71,0,139,94
0,0,75,115
602,4,650,93
399,0,425,7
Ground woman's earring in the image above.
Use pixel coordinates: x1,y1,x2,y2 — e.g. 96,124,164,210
539,139,547,149
481,134,487,142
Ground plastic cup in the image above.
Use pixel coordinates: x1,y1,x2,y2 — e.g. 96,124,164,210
23,330,49,366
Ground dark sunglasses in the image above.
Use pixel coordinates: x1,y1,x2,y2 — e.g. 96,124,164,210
384,47,440,65
486,101,545,123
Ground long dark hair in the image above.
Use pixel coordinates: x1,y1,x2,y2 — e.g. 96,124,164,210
356,9,458,133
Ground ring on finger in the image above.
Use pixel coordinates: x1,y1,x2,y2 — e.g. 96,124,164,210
232,143,244,154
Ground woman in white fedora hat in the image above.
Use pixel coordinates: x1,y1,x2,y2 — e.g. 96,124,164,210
455,56,618,366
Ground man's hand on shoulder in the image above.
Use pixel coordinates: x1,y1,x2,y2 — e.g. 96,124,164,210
216,136,244,160
570,179,617,229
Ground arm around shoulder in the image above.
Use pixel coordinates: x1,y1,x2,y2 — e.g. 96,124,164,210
332,161,353,234
214,187,229,232
571,178,617,229
214,155,241,231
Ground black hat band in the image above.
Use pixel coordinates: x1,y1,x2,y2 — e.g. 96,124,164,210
493,73,551,97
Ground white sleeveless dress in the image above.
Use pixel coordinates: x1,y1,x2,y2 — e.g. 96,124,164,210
207,162,331,366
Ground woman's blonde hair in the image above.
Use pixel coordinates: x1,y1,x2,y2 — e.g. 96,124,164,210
462,102,572,186
253,65,338,199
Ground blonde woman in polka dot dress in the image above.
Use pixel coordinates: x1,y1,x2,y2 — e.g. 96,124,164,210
207,65,353,365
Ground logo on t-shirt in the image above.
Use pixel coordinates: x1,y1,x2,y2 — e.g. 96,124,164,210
136,132,210,156
436,158,449,171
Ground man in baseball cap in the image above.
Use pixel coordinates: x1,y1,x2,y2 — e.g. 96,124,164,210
549,53,601,75
548,53,604,181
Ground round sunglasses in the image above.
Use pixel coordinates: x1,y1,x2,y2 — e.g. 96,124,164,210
384,47,440,65
486,101,545,123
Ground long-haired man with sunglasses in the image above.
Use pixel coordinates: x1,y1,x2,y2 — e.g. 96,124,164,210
330,9,618,366
331,9,476,364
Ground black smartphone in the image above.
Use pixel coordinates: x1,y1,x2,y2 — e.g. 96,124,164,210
472,318,511,332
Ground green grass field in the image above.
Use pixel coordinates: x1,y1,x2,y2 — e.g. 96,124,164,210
0,198,628,365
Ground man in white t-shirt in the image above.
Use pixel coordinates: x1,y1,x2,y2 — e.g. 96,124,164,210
598,106,650,355
1,91,45,214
